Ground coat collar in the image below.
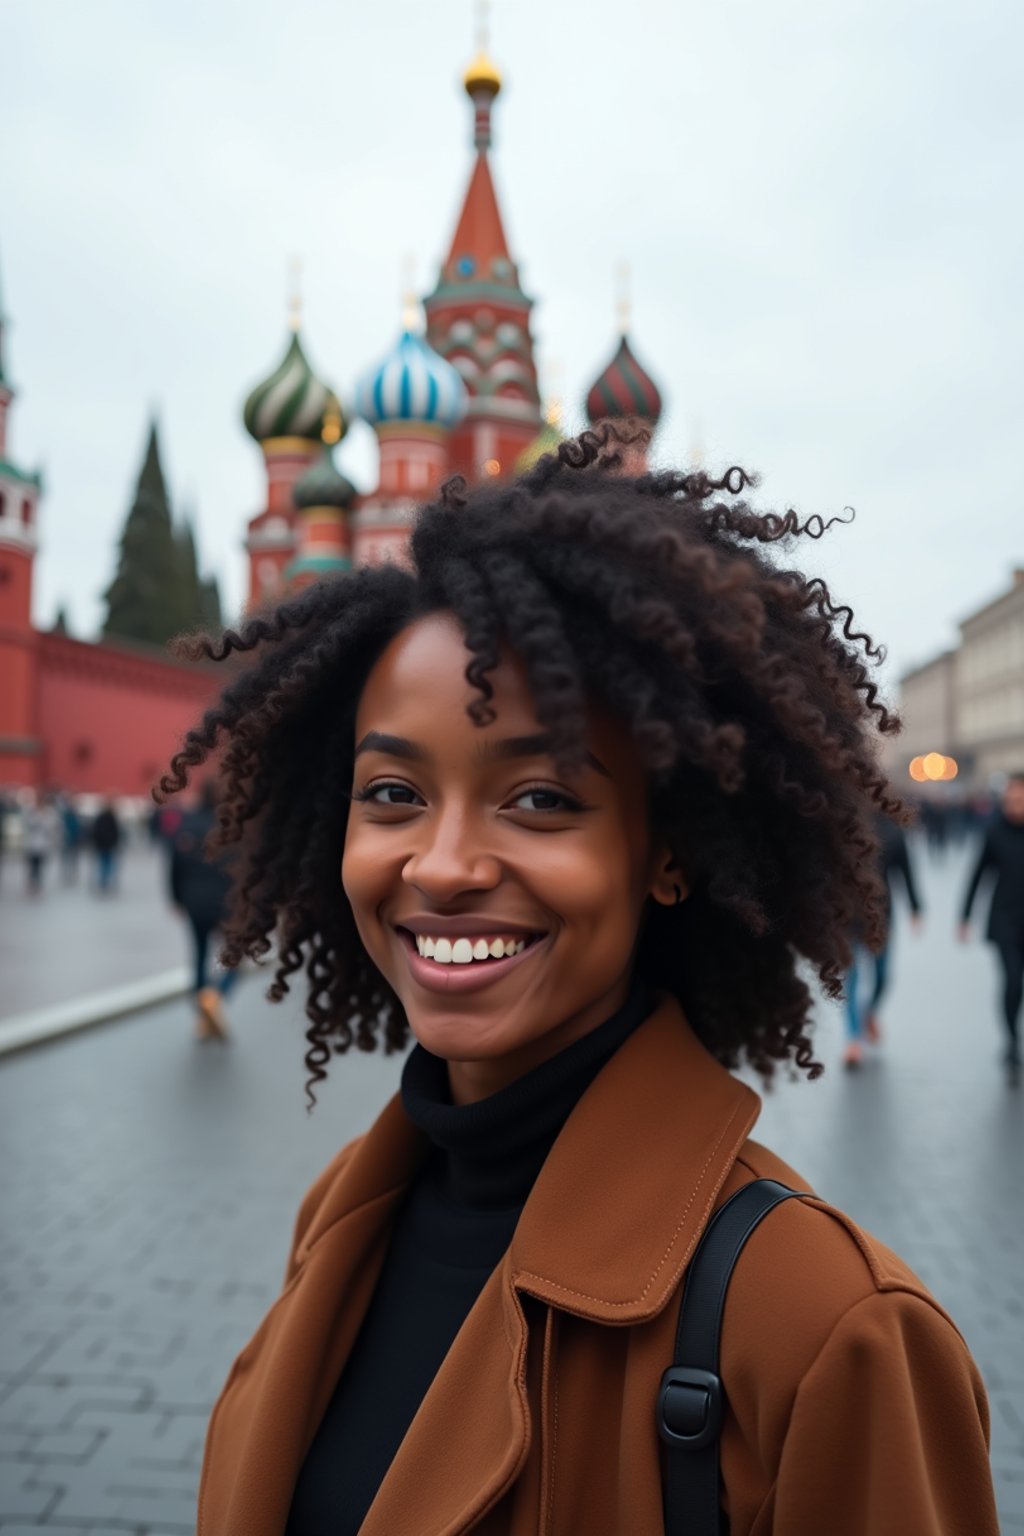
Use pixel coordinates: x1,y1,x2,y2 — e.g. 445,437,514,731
509,995,761,1322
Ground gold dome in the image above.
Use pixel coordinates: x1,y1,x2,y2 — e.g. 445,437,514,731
463,49,502,98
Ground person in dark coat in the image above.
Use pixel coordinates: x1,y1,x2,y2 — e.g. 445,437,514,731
843,810,922,1067
90,800,122,893
959,770,1024,1085
169,778,237,1040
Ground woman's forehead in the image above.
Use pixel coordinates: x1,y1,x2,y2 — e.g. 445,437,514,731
354,612,643,784
356,613,537,728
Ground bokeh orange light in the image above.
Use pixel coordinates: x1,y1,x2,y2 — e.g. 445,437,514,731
909,753,959,783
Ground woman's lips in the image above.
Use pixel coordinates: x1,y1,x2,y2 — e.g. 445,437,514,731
394,926,548,995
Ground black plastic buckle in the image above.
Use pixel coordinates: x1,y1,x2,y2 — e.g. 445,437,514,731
656,1366,724,1451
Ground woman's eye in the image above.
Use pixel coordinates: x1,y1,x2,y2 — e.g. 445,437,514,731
362,783,421,806
511,788,576,813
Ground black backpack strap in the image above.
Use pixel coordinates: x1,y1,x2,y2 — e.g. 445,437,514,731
658,1179,802,1536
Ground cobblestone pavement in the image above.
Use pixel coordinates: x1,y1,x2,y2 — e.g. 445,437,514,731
0,840,1021,1533
1,845,186,1022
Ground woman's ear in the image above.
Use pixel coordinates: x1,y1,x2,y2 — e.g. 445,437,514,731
649,847,688,908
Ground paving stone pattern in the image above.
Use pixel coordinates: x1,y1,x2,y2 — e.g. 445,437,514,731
1,844,187,1022
0,841,1021,1532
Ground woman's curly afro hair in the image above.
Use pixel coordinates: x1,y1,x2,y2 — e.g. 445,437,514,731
158,423,901,1103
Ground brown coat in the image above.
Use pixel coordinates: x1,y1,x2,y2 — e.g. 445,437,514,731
197,1000,998,1535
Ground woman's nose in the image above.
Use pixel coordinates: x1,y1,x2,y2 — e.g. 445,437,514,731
402,810,501,899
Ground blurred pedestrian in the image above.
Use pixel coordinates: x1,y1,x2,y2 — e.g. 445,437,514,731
0,789,13,891
22,792,59,896
169,778,237,1041
843,812,923,1068
959,771,1024,1086
90,800,123,893
59,795,83,883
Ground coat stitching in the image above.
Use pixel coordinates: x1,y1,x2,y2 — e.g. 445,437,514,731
514,1098,749,1308
543,1310,559,1536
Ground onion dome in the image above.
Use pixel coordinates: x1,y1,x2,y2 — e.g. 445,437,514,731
243,331,345,445
585,334,663,427
515,400,565,474
463,49,502,99
355,329,468,430
293,445,356,510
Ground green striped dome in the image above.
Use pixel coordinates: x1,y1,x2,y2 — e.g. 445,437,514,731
243,331,345,445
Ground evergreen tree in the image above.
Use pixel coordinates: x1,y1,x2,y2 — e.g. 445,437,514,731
52,605,70,636
102,421,183,645
199,574,223,633
174,514,203,634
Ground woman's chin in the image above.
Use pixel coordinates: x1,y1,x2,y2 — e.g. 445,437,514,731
404,1005,525,1065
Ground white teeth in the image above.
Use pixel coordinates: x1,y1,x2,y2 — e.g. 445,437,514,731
412,933,533,964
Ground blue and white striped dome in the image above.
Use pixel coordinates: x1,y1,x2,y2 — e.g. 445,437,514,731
355,330,468,430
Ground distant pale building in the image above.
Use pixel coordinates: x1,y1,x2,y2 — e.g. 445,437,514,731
896,571,1024,787
898,652,956,764
955,570,1024,779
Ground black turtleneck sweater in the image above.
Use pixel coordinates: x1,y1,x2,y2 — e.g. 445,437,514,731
285,989,650,1536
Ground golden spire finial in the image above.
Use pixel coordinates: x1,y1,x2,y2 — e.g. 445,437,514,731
615,261,631,336
464,0,502,99
288,255,303,333
401,253,420,332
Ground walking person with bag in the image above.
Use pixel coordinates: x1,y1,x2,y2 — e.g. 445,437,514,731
959,770,1024,1086
169,777,237,1041
160,427,997,1535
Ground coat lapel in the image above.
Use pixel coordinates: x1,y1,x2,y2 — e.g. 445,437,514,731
510,998,762,1322
358,1254,532,1536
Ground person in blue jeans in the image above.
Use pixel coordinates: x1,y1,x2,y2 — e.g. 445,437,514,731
844,812,922,1067
169,778,238,1040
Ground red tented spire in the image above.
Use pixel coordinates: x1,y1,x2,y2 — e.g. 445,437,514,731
442,152,511,285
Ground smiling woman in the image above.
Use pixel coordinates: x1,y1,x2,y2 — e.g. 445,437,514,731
157,425,998,1536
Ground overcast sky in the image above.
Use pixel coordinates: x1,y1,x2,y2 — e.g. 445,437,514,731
4,0,1022,688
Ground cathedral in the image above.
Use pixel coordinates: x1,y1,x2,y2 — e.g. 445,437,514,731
239,40,664,607
0,40,664,796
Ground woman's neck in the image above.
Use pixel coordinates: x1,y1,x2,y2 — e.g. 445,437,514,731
445,975,634,1105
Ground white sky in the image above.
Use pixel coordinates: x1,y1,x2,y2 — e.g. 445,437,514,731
3,0,1022,688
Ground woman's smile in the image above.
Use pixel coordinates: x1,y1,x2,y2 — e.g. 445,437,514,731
394,923,550,994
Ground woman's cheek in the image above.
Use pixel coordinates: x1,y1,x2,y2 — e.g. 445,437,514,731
340,831,383,926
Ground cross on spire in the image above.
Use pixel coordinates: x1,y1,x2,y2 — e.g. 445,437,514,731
616,261,632,336
288,255,303,333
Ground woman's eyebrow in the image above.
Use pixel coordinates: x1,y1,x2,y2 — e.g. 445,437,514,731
353,729,610,778
354,731,424,761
